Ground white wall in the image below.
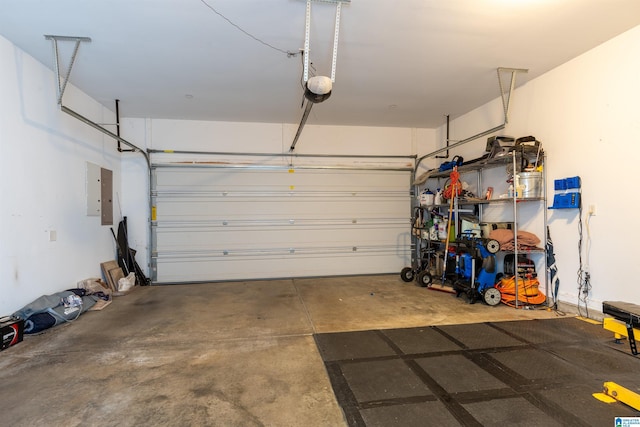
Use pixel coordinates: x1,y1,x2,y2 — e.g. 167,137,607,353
0,35,123,315
432,25,640,313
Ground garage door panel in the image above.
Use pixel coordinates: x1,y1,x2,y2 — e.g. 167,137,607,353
155,226,410,250
156,168,409,191
155,251,410,283
154,198,407,220
152,166,411,282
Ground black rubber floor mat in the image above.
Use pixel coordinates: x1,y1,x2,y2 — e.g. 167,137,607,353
314,318,640,427
340,359,433,402
360,400,457,427
314,330,397,361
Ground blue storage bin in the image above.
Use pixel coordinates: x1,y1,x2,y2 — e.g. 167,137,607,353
554,176,581,191
549,192,580,209
565,176,581,189
554,179,567,191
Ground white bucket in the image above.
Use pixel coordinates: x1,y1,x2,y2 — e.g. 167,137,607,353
519,172,542,198
420,191,435,206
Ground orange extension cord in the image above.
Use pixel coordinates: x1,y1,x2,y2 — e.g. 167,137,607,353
496,276,547,308
443,169,462,200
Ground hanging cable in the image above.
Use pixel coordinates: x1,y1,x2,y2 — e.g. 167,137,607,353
576,202,590,318
585,209,593,273
199,0,300,57
299,55,317,106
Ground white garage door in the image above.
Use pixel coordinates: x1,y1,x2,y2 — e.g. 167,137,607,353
151,165,411,283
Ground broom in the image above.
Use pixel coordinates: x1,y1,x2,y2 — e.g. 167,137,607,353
441,167,460,285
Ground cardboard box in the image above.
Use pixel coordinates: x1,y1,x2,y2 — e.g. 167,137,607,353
1,318,24,351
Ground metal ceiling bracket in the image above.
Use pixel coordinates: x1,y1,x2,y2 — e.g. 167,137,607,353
303,1,311,82
413,67,528,178
294,0,348,153
44,35,91,105
497,67,528,124
302,0,348,83
330,2,342,82
44,34,146,159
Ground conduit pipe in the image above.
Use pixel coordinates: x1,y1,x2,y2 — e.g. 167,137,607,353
60,106,150,169
435,114,450,159
413,67,527,180
115,99,135,153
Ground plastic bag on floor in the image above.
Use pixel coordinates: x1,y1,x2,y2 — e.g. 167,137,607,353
77,277,110,295
118,272,136,293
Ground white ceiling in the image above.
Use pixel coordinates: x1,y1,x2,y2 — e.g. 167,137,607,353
2,0,639,128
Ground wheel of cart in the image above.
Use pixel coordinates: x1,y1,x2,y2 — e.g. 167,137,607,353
400,267,415,282
400,205,437,286
400,246,436,285
416,270,433,287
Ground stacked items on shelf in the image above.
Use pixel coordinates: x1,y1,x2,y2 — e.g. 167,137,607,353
403,135,549,309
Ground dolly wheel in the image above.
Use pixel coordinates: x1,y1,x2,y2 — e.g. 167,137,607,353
416,271,432,287
486,239,500,254
483,287,502,306
400,267,414,282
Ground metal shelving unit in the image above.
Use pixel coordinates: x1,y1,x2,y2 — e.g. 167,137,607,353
412,150,547,308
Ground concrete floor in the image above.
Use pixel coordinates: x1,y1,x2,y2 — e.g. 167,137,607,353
0,275,564,426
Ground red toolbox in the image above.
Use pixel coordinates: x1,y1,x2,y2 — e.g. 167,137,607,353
1,318,24,351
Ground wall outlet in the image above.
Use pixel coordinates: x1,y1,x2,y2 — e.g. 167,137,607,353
588,204,596,216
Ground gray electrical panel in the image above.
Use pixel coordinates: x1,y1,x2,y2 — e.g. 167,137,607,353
86,162,113,225
100,167,113,226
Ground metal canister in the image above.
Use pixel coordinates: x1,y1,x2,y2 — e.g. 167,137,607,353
519,171,542,198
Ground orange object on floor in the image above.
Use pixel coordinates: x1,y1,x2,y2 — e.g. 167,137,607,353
496,275,547,307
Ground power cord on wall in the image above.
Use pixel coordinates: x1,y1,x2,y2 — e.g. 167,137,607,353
577,201,593,317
